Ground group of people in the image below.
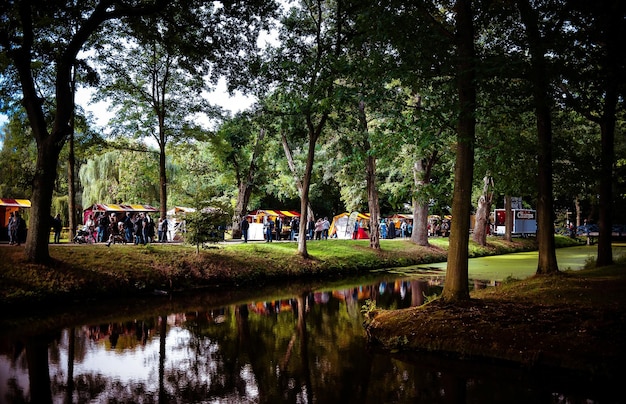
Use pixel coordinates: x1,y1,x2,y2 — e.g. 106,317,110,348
82,211,170,246
377,218,413,239
309,217,331,240
6,211,26,246
239,215,331,243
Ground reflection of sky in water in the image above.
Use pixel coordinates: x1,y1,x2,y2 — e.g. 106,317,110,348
1,319,261,402
75,326,186,381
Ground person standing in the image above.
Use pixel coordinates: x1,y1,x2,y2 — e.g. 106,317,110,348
289,217,298,240
322,217,330,240
123,213,133,243
380,219,387,239
388,220,396,239
265,216,274,242
157,218,164,242
275,216,282,241
353,220,359,239
7,212,15,245
133,214,143,245
401,220,407,238
142,213,152,244
308,217,315,240
240,217,250,243
161,217,169,242
315,218,324,240
14,212,24,245
52,214,62,243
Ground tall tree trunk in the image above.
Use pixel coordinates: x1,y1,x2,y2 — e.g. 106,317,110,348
359,101,380,249
411,157,434,246
472,174,494,246
297,113,328,258
68,67,77,241
441,0,476,302
595,1,620,267
517,0,559,275
280,131,314,219
26,140,62,263
159,143,167,220
68,120,77,242
504,195,513,242
574,196,581,227
232,129,266,236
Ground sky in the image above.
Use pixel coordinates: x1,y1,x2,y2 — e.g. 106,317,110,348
0,79,256,148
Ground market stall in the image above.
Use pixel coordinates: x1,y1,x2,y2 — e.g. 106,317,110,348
0,198,30,242
329,211,370,239
245,209,301,241
83,203,159,224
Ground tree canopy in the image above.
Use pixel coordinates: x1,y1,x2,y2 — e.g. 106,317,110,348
1,0,624,300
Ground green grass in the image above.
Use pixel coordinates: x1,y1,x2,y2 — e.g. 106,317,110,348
0,235,577,308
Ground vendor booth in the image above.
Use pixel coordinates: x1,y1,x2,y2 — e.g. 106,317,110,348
1,198,30,242
329,211,370,239
166,206,195,241
245,209,301,241
83,203,159,224
494,208,537,236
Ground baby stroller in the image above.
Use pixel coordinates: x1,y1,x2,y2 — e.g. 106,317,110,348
73,228,92,244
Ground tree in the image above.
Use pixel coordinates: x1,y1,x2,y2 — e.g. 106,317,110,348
472,173,494,246
209,111,269,237
1,0,171,263
95,32,212,221
441,0,477,302
262,0,345,258
515,0,559,275
557,0,626,267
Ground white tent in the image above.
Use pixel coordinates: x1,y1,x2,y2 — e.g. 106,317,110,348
166,207,196,241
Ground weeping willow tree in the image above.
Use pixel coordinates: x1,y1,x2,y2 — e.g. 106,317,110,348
79,149,161,208
79,151,121,207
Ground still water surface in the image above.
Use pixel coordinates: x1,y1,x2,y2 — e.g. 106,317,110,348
0,246,620,403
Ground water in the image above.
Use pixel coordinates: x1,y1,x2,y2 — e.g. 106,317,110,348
0,247,620,403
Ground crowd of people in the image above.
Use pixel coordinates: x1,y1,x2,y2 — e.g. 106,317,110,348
239,215,332,243
79,211,170,246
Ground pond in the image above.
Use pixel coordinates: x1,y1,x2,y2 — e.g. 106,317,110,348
0,246,621,403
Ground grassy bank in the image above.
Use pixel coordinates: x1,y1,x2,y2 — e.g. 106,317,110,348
0,236,557,308
364,262,626,379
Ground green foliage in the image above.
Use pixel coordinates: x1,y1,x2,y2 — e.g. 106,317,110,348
79,148,161,207
0,116,36,198
185,202,232,252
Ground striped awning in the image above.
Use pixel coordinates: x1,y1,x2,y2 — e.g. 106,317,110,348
248,209,301,217
89,203,158,213
0,198,31,208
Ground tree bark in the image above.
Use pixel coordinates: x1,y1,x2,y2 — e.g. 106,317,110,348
68,66,77,241
280,131,314,220
232,129,266,237
10,1,168,263
159,141,167,220
594,1,621,267
359,101,380,249
441,0,476,302
411,157,434,246
517,0,559,275
504,195,513,242
472,174,494,246
68,118,77,242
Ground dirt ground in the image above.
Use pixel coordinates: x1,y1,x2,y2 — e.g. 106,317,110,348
364,267,626,379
